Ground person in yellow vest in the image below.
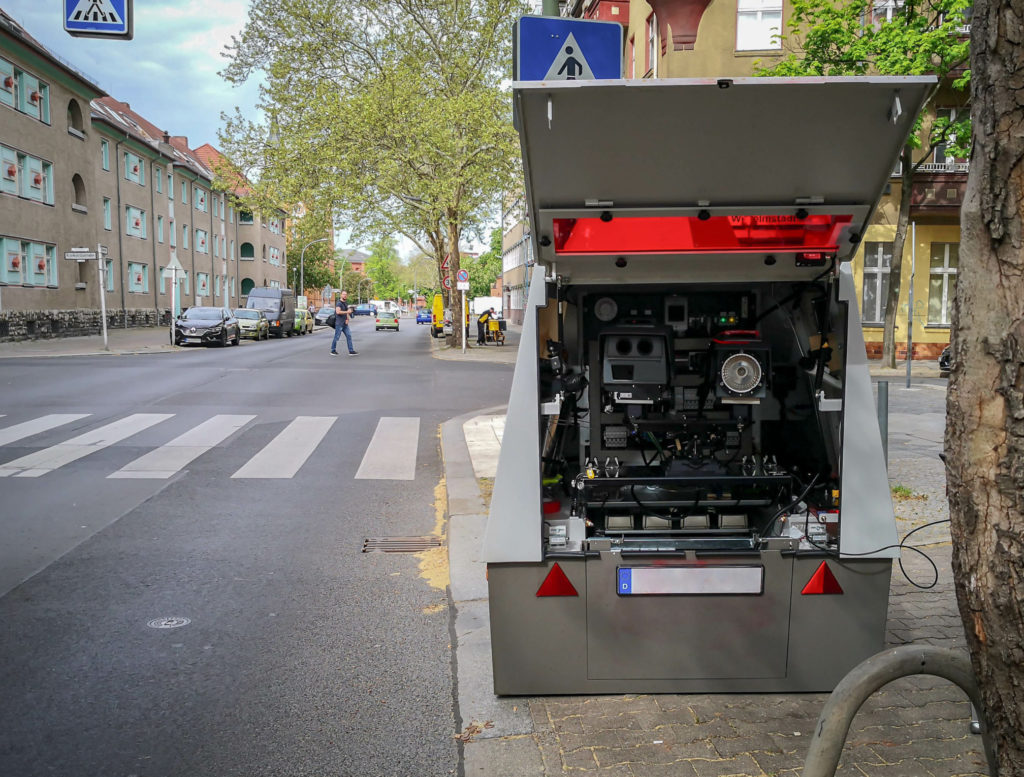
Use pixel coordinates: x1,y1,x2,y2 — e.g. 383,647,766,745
476,307,495,345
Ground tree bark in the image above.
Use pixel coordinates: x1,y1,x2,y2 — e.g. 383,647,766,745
946,0,1024,772
444,212,463,348
881,145,914,368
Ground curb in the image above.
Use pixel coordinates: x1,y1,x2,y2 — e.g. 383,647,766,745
441,405,538,776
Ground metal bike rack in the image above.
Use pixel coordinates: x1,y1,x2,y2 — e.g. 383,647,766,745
802,645,995,776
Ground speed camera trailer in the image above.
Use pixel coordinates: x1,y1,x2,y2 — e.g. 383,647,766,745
483,77,934,694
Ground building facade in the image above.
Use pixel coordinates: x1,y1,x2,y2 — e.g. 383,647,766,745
0,12,287,340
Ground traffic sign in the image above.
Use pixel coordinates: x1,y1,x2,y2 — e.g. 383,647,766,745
457,281,470,291
456,269,469,283
99,244,109,256
64,0,133,39
442,276,453,290
515,16,623,81
64,250,97,261
441,255,451,271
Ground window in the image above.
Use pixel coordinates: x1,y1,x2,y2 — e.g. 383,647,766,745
861,242,893,323
155,166,163,193
71,173,86,210
101,139,110,171
0,62,50,123
129,262,149,293
157,215,164,243
229,206,234,224
194,186,207,212
933,108,963,167
167,172,173,198
103,197,111,230
215,274,221,298
737,0,782,50
928,243,958,325
182,224,189,249
104,259,115,291
239,209,254,225
230,240,235,260
213,234,219,258
0,237,56,287
221,198,226,219
181,181,188,204
67,99,84,135
212,195,218,218
3,148,54,205
159,265,166,295
872,0,904,26
197,272,210,297
0,145,16,196
182,271,190,295
240,241,254,259
124,152,145,185
169,218,176,248
196,228,208,253
126,206,147,238
645,14,656,74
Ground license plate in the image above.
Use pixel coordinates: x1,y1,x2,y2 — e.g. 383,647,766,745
186,337,201,344
617,566,763,595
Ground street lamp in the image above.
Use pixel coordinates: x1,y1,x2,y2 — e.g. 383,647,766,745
357,277,373,303
300,237,331,299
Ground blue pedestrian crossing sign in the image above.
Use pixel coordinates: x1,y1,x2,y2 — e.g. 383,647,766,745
515,16,623,81
64,0,133,40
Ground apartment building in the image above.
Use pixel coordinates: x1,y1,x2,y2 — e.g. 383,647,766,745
0,11,287,340
500,193,532,325
0,9,108,338
551,0,966,358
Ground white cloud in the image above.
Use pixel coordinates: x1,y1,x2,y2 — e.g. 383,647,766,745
2,0,262,147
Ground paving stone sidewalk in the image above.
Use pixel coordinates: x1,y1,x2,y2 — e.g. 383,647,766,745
454,397,987,777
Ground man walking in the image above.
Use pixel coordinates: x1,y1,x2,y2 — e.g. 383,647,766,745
330,290,358,356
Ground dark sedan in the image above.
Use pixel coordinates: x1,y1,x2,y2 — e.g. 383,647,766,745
314,305,335,328
939,345,952,377
175,306,241,347
352,304,376,316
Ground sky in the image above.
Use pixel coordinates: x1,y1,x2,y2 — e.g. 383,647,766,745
3,0,260,150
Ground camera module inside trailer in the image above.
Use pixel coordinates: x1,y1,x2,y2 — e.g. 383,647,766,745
483,76,934,694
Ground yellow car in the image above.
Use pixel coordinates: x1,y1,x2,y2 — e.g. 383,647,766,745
293,308,313,335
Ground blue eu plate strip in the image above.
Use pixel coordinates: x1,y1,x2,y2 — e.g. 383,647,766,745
617,568,632,595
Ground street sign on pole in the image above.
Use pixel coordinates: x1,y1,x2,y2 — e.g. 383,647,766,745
64,250,97,261
64,0,133,40
456,269,469,283
442,276,453,290
515,16,623,81
457,281,470,291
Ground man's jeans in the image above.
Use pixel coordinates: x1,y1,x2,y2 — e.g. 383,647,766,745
331,322,354,353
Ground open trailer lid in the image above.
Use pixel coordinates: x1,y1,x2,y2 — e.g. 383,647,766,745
514,77,934,270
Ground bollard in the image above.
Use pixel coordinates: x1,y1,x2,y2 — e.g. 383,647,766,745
802,646,994,777
876,380,888,467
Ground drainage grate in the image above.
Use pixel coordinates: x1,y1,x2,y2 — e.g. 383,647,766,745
362,536,443,553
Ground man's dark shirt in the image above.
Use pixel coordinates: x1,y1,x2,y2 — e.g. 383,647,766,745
336,300,350,326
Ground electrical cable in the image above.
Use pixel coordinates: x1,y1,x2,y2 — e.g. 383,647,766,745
630,484,673,521
801,518,950,590
761,472,821,538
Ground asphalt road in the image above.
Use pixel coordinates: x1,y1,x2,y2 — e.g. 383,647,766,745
0,317,513,777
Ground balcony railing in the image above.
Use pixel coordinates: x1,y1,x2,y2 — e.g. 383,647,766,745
892,160,969,176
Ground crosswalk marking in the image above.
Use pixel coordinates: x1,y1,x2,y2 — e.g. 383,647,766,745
231,416,335,479
0,414,91,447
0,414,173,478
355,417,420,480
108,414,256,479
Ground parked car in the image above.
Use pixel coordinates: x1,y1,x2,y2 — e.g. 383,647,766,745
294,308,313,335
234,308,269,340
939,345,953,377
430,293,444,338
175,306,241,347
353,303,376,316
416,309,432,325
245,287,296,338
314,305,335,327
376,310,400,331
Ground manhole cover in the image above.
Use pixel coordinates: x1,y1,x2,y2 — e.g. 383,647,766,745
362,537,443,553
147,617,191,629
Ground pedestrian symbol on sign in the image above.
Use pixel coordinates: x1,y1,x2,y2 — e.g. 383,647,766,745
544,33,596,80
68,0,122,23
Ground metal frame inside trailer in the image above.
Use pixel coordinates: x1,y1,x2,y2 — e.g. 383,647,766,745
483,77,934,695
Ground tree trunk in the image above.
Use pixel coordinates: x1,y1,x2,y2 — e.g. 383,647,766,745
946,0,1024,772
881,145,914,368
444,213,463,348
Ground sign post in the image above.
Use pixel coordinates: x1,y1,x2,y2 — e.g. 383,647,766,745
456,269,470,353
96,243,108,350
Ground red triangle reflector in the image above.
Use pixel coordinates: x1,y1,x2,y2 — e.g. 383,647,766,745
536,562,579,597
802,561,844,595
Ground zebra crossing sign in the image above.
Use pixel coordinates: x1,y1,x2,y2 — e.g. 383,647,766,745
64,0,133,40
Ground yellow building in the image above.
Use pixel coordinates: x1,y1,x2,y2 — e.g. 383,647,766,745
565,0,964,359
